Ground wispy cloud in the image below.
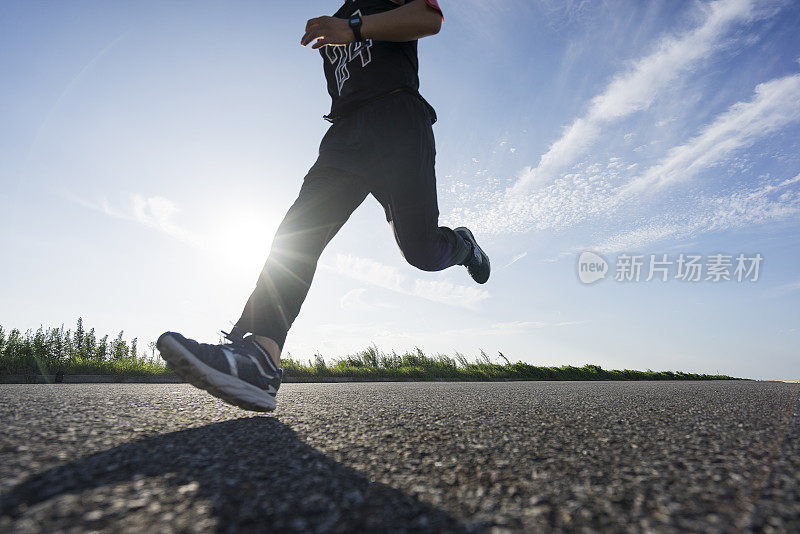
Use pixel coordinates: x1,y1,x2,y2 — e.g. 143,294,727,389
503,252,528,268
128,194,201,245
63,192,202,246
592,222,693,254
510,0,760,195
592,173,800,253
450,63,800,254
330,253,489,310
704,173,800,230
625,74,800,194
451,158,624,235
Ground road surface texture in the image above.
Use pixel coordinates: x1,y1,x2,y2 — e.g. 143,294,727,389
0,381,797,533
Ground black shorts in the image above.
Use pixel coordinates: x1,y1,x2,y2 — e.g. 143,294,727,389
313,90,439,225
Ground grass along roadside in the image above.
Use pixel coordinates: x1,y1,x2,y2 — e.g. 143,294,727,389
280,347,739,381
1,320,739,381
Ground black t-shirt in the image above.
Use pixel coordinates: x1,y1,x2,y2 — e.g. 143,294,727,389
321,0,438,123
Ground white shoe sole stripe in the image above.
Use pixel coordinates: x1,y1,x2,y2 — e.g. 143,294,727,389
223,348,239,377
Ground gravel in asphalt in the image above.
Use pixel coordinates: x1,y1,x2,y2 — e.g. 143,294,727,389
0,381,798,533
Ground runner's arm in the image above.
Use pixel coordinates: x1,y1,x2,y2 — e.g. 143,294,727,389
301,1,442,49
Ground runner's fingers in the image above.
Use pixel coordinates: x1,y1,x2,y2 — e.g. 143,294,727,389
305,17,323,31
302,17,326,45
311,37,329,50
301,27,323,46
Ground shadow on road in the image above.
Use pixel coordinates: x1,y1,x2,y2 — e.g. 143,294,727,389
0,417,466,532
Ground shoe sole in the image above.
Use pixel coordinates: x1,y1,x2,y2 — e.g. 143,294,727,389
157,333,276,412
455,227,490,284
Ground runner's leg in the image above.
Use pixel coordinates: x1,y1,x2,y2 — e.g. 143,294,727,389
384,185,470,272
233,166,369,352
372,95,470,272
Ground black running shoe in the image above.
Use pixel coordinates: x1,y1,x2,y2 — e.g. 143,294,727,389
157,330,282,412
455,227,490,284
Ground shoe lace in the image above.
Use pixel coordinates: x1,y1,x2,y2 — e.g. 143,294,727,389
221,329,281,375
220,329,246,347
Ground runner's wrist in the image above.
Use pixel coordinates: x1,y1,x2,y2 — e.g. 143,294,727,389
359,15,373,41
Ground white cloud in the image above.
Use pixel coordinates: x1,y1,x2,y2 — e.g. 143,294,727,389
63,191,201,246
592,173,800,253
331,253,405,292
625,74,800,193
128,194,200,245
593,223,692,254
330,253,490,310
503,251,528,268
339,288,364,310
509,0,759,195
451,64,800,243
452,157,624,235
704,173,800,230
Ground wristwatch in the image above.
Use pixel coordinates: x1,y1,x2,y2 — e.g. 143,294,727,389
348,13,363,42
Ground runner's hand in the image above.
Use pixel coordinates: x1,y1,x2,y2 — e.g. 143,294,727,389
301,17,354,49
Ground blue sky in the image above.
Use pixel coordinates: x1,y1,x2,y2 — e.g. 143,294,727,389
1,0,798,379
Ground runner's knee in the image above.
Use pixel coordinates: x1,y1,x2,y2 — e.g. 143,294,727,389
400,242,445,272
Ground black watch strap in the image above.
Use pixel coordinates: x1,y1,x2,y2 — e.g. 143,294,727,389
349,14,363,42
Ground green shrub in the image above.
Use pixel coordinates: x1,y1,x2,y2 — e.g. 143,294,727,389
0,320,741,381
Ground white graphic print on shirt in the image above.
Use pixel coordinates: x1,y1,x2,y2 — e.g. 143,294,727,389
325,11,373,95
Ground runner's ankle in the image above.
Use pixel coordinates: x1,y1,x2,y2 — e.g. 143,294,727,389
252,335,281,368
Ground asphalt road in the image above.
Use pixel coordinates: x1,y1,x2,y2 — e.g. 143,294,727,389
0,381,797,533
